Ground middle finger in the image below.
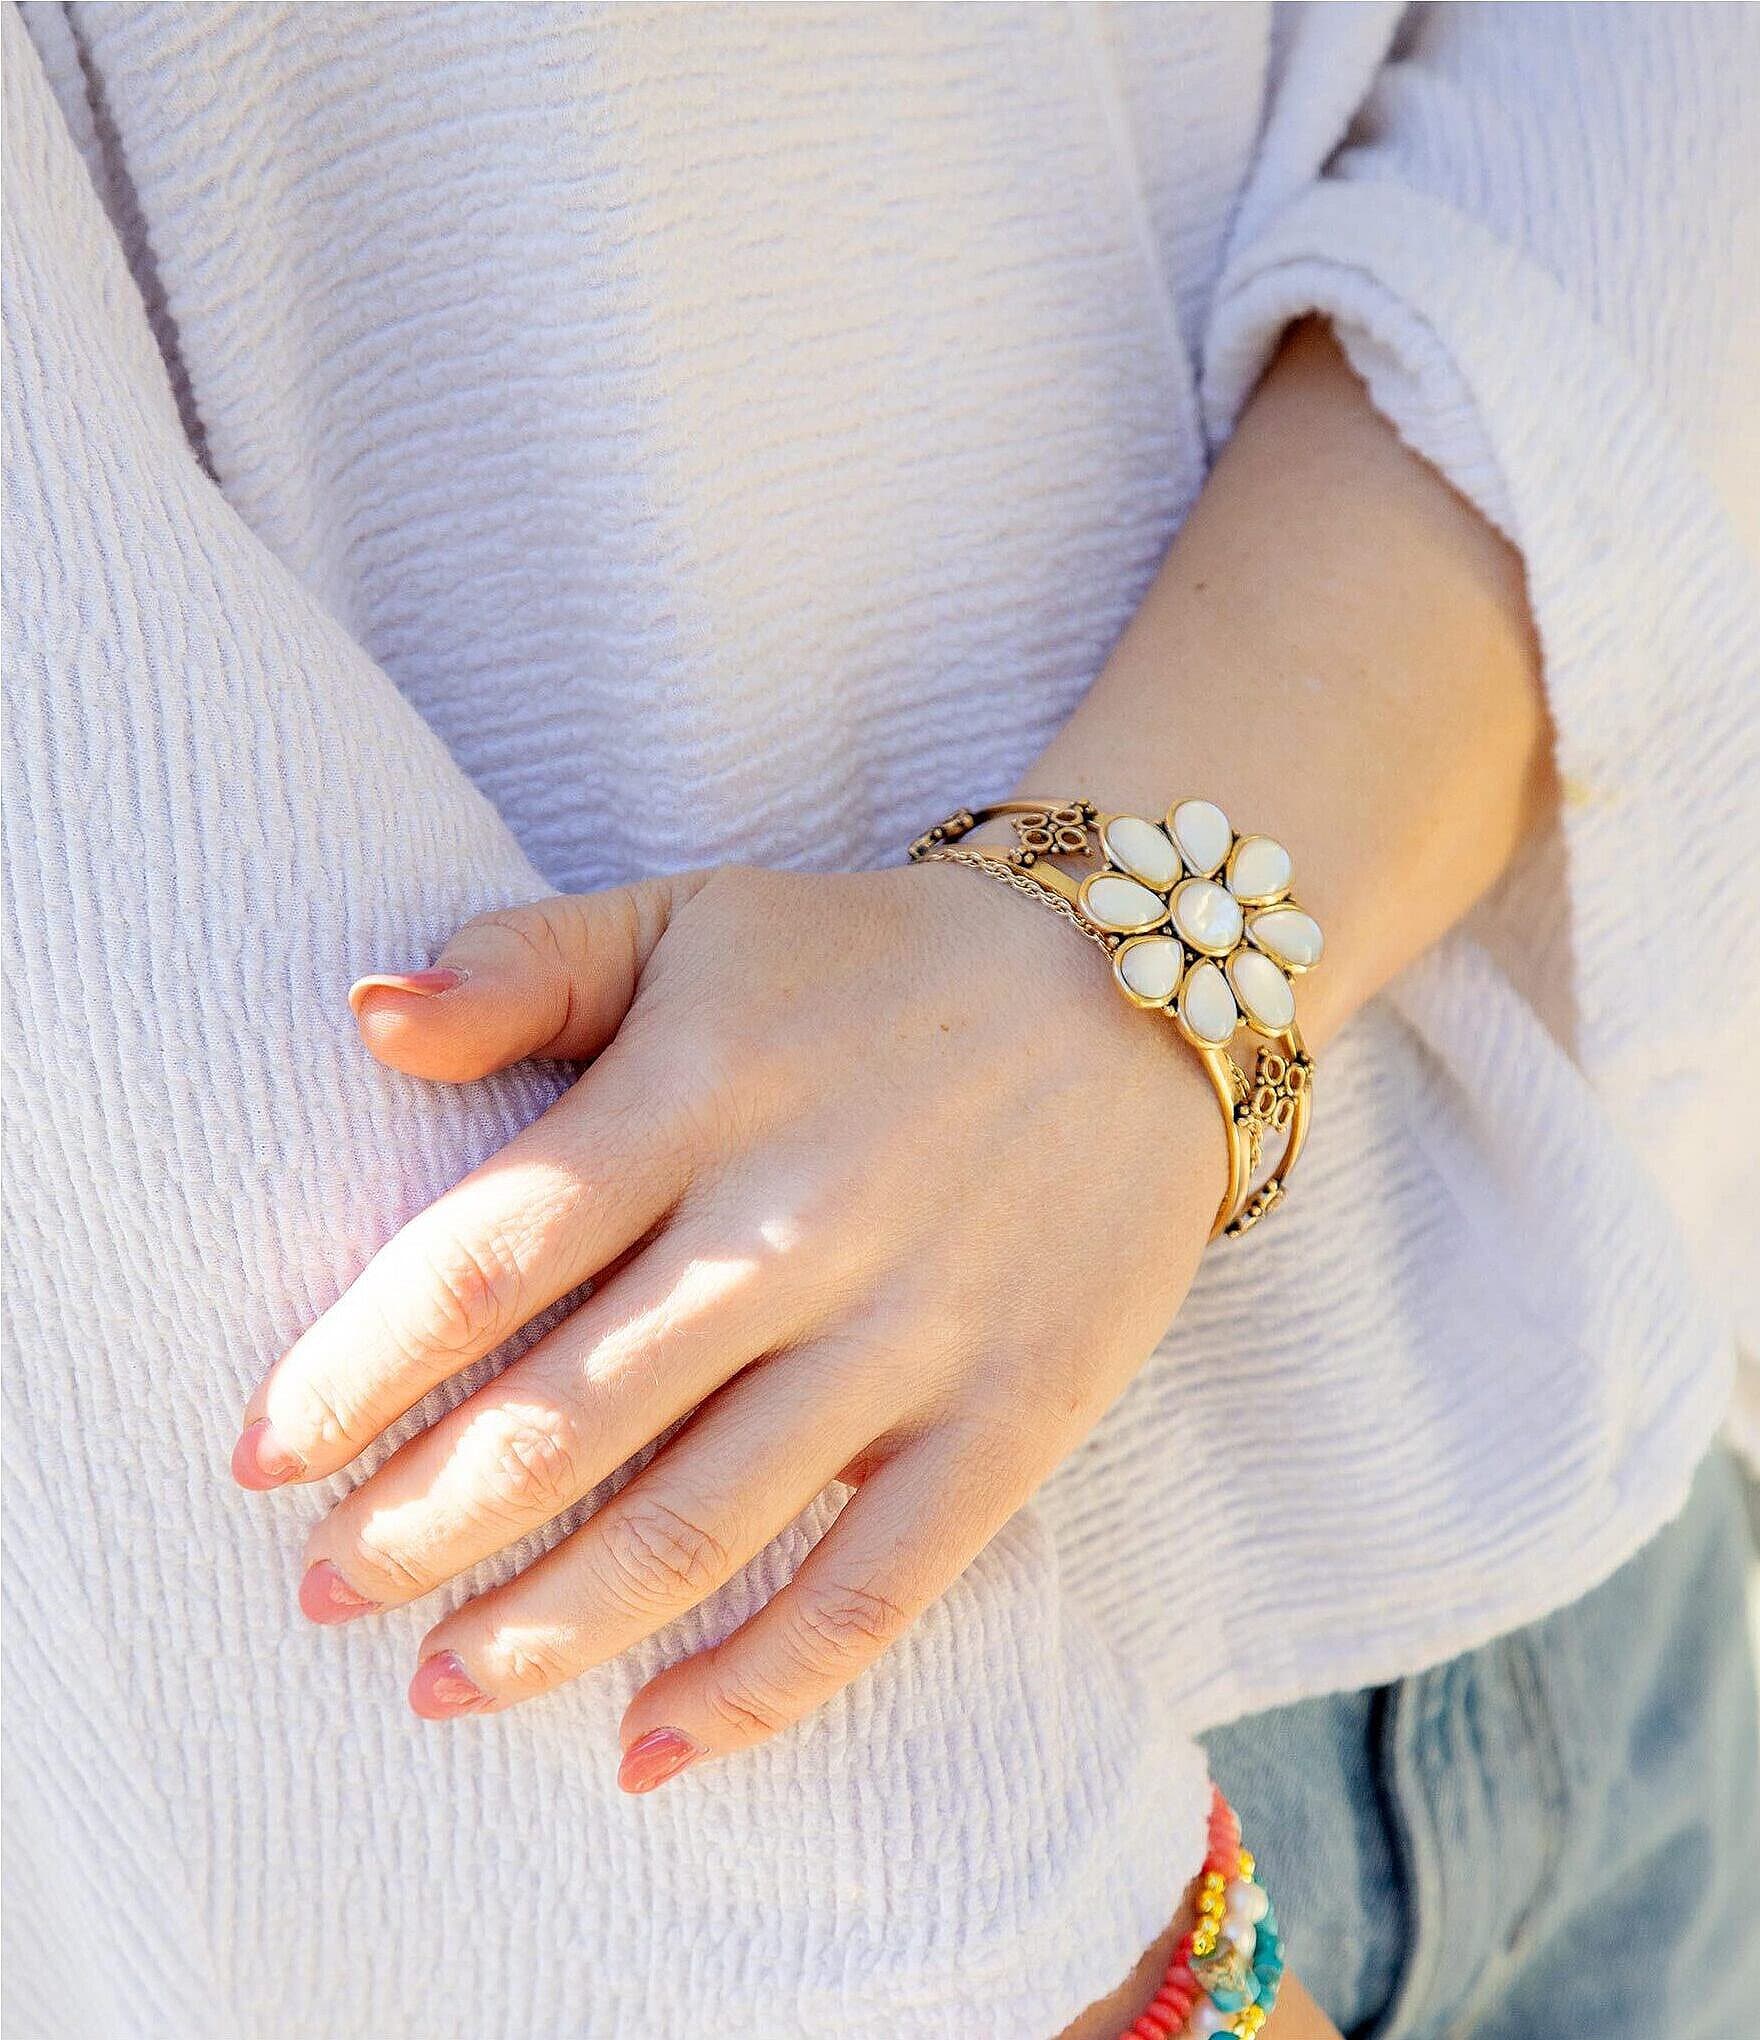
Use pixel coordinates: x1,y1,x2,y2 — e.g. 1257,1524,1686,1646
297,1212,813,1620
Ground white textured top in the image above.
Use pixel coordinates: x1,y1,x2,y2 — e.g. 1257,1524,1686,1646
5,4,1758,2035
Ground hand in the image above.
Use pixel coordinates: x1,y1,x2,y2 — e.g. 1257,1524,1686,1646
234,861,1224,1787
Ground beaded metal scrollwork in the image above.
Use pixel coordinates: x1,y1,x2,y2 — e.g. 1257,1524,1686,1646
910,795,1322,1240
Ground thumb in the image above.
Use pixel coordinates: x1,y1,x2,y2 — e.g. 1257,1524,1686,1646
348,873,704,1081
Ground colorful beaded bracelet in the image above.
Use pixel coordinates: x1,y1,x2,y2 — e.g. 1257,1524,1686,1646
908,798,1322,1239
1116,1787,1285,2039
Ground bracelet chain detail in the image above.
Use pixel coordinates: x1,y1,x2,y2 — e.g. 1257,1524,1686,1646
909,797,1322,1240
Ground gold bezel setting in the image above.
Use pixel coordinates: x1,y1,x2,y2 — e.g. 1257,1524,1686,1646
908,795,1322,1238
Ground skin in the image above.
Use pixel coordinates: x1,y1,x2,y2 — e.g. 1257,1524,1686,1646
234,324,1546,2034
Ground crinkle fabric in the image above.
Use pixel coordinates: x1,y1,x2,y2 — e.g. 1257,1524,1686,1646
4,4,1757,2034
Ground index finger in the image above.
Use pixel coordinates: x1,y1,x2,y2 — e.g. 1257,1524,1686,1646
231,1045,691,1487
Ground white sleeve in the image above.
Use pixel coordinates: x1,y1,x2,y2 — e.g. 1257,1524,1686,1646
1,11,1210,2032
1205,0,1760,1378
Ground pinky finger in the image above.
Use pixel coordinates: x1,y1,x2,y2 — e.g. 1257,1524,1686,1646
615,1426,1018,1793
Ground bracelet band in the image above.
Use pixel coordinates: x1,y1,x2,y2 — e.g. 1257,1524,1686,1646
1118,1787,1285,2040
908,798,1322,1239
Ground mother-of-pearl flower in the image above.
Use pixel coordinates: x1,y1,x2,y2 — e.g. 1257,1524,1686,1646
1080,872,1167,933
1168,799,1233,877
1228,947,1296,1032
1248,906,1324,971
1114,934,1182,1006
1178,960,1238,1046
1101,815,1181,890
1171,877,1244,955
1227,834,1291,904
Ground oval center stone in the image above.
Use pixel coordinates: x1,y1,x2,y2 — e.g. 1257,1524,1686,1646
1172,878,1244,955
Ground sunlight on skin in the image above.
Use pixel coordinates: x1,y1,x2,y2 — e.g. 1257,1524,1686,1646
344,1249,771,1565
235,330,1538,2032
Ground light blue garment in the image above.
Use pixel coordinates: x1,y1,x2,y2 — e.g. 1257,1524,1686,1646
1204,1449,1760,2037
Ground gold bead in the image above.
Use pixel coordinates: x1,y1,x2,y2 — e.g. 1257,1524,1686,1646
1191,1928,1217,1957
1202,1871,1227,1892
1237,1849,1256,1880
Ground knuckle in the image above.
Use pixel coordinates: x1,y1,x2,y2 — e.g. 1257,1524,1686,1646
471,1407,585,1524
700,1669,791,1742
401,1219,530,1361
489,1631,578,1697
592,1496,731,1617
283,1375,367,1457
784,1580,911,1671
343,1523,434,1603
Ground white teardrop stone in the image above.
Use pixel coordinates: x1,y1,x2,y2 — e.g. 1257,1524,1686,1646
1228,948,1296,1032
1179,960,1238,1045
1171,878,1244,955
1115,935,1182,1005
1169,799,1232,876
1101,815,1180,890
1228,834,1292,903
1249,906,1324,970
1081,873,1167,932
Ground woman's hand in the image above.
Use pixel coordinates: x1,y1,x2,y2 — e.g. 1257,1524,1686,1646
234,860,1224,1784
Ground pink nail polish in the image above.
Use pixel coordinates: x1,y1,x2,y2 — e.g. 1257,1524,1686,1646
347,968,466,1015
231,1418,303,1491
298,1561,376,1625
409,1652,492,1720
617,1727,703,1795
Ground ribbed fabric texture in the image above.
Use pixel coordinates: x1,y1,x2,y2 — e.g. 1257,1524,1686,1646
4,4,1756,2034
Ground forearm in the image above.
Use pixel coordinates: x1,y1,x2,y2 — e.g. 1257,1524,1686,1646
1021,320,1552,1052
1033,320,1544,2039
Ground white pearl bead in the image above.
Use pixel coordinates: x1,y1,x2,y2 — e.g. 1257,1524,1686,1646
1225,1878,1270,1923
1226,1921,1257,1964
1189,2003,1232,2037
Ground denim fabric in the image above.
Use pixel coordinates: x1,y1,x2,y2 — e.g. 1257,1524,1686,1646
1202,1449,1760,2038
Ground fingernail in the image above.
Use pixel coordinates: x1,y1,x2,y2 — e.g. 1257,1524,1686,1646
617,1727,703,1795
298,1561,377,1625
409,1651,492,1720
231,1418,303,1491
348,968,466,1014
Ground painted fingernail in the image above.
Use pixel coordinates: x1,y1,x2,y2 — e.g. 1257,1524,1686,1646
617,1727,703,1795
347,968,467,1014
409,1651,492,1720
298,1561,377,1625
231,1418,303,1491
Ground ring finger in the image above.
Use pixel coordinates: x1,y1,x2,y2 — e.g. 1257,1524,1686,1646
401,1335,899,1717
296,1213,816,1621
